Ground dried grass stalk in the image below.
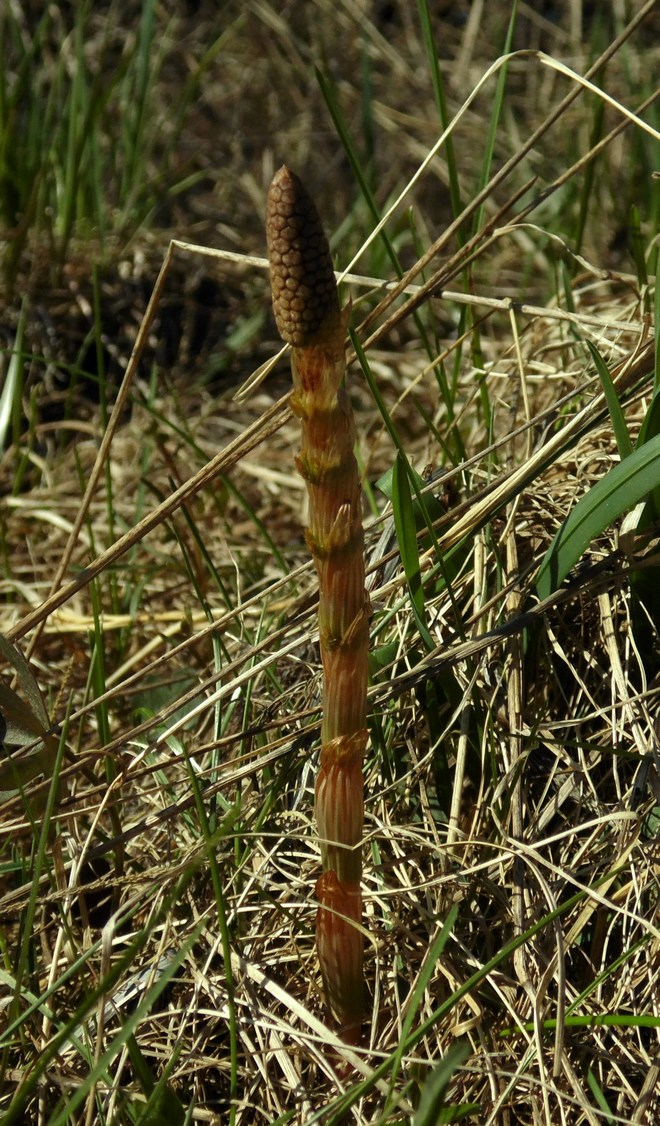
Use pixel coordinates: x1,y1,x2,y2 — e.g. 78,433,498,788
267,166,369,1044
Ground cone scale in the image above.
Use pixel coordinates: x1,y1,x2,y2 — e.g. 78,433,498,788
267,166,369,1044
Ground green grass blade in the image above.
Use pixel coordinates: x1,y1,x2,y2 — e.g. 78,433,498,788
383,903,459,1115
413,1040,472,1126
0,299,27,455
315,876,611,1124
585,1066,616,1125
352,329,466,638
44,934,198,1126
183,751,239,1122
501,1011,660,1036
60,14,87,258
315,65,402,278
638,269,660,520
573,96,605,256
416,0,463,231
2,713,67,1069
629,203,648,291
536,434,660,600
129,1033,186,1125
586,341,633,459
1,827,237,1125
636,387,660,449
392,452,434,650
655,250,660,394
471,1,519,234
120,0,157,207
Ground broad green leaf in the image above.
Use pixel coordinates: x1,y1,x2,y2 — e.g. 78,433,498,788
536,434,660,601
368,639,400,678
376,463,446,526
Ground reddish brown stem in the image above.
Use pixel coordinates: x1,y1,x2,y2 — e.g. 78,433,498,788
266,166,369,1042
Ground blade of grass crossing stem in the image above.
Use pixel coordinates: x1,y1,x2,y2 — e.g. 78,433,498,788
417,0,518,243
565,938,649,1017
412,389,461,469
536,434,660,600
392,452,434,650
222,474,288,572
174,491,235,620
586,340,633,459
351,328,467,639
125,1031,186,1122
318,87,442,397
6,931,127,1116
142,1052,189,1125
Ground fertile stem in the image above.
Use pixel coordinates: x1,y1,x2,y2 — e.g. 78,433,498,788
267,166,369,1043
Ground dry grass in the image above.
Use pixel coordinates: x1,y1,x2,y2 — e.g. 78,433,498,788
1,2,659,1124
